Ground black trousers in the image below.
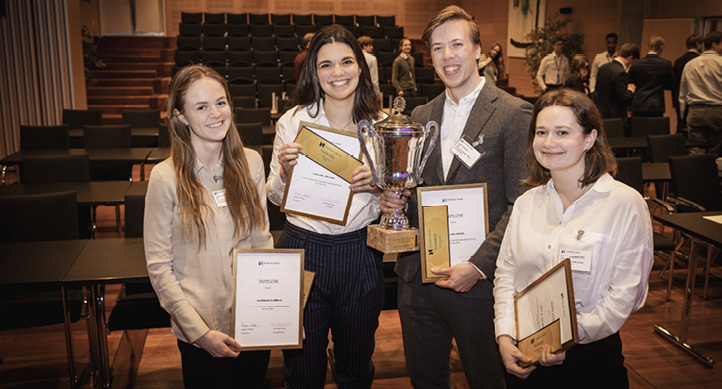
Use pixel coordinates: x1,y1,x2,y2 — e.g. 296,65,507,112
277,222,384,389
177,339,270,389
505,332,628,389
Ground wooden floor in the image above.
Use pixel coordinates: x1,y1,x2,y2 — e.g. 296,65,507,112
1,168,721,388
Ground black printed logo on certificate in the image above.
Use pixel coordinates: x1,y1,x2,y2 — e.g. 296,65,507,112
231,249,305,351
417,183,489,283
280,121,364,225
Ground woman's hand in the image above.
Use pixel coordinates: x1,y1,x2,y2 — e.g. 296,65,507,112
195,330,241,357
278,142,302,181
538,344,566,366
380,189,410,214
498,335,536,379
349,166,380,195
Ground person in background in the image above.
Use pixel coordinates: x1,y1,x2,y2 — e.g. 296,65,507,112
294,32,315,82
358,35,382,102
590,33,618,94
629,35,674,117
392,38,417,97
145,65,274,388
381,6,532,388
593,43,639,121
478,42,506,86
565,54,590,95
536,37,569,93
673,34,703,132
267,24,385,388
494,88,653,388
678,31,722,156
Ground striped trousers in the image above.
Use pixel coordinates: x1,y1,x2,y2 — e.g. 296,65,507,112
277,222,384,389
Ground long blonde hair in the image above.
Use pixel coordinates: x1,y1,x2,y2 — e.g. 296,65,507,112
167,65,265,248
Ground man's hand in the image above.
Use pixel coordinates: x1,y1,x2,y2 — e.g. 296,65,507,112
538,344,566,366
498,335,536,379
380,189,410,214
432,262,482,293
195,330,241,357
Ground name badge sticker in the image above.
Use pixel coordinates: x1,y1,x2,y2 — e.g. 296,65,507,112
213,189,227,207
560,248,592,273
451,138,482,169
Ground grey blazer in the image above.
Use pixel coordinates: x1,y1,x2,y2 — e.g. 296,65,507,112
395,83,532,298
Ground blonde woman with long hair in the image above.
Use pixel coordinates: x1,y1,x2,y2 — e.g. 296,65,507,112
144,65,273,388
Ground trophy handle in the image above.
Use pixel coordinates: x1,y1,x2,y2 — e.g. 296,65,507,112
416,120,439,184
357,120,379,186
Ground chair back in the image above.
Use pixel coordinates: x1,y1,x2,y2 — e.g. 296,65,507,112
22,155,90,184
121,110,160,129
402,97,429,116
630,116,670,137
235,107,271,125
124,193,145,238
20,125,70,151
84,124,132,148
602,118,624,138
62,109,102,130
158,124,170,148
236,122,263,146
0,192,79,242
646,134,688,163
614,157,644,195
669,155,722,211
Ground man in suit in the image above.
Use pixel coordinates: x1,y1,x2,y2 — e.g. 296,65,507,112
381,6,531,388
673,34,703,131
630,35,674,117
593,43,640,120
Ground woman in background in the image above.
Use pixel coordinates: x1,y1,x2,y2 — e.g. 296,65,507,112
493,88,653,388
266,25,385,388
145,65,274,388
478,43,506,85
565,55,590,95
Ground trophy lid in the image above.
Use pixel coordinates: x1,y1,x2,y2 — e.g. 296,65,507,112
374,97,424,132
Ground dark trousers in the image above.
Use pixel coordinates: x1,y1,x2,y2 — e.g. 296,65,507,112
177,339,270,389
277,222,384,389
505,332,628,389
397,269,505,389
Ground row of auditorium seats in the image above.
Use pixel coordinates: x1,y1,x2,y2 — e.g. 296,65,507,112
176,36,411,55
181,12,397,27
179,22,403,40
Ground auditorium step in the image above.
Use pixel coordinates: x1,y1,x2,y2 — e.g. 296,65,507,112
88,36,174,124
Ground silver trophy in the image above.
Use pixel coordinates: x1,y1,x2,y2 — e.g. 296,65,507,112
358,97,438,231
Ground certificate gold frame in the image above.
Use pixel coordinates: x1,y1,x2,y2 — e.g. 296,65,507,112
514,258,578,366
280,121,362,226
417,183,489,283
231,248,304,351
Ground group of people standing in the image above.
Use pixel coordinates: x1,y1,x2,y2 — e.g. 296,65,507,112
145,5,655,388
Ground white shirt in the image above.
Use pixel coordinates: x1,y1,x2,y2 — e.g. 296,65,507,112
493,174,653,344
536,53,569,90
678,50,722,115
440,78,485,179
590,51,616,93
266,103,382,234
363,49,381,97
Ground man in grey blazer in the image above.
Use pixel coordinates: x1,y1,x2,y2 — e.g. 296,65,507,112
381,6,531,388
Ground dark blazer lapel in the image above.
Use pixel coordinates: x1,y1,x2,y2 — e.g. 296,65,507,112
445,84,498,183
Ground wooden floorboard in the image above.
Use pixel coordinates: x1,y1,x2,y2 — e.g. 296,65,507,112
1,170,721,388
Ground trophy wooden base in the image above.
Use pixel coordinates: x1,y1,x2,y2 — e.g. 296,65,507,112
367,224,419,253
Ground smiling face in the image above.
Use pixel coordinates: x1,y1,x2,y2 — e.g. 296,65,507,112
490,44,501,58
429,19,481,103
606,36,618,55
400,39,412,54
176,77,231,151
533,105,597,180
316,41,360,105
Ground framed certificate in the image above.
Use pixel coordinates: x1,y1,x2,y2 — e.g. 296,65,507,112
417,183,489,283
231,249,304,350
514,259,578,366
280,121,363,225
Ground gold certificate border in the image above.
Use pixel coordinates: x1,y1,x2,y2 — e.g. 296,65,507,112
417,183,489,283
280,121,361,226
513,258,579,365
231,248,305,351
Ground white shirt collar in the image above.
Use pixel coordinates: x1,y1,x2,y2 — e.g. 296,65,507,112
444,77,485,108
545,172,614,196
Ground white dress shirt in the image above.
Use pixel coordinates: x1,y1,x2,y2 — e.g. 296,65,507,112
440,78,485,179
266,103,382,234
590,51,616,93
493,173,653,344
536,53,570,90
678,50,722,115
